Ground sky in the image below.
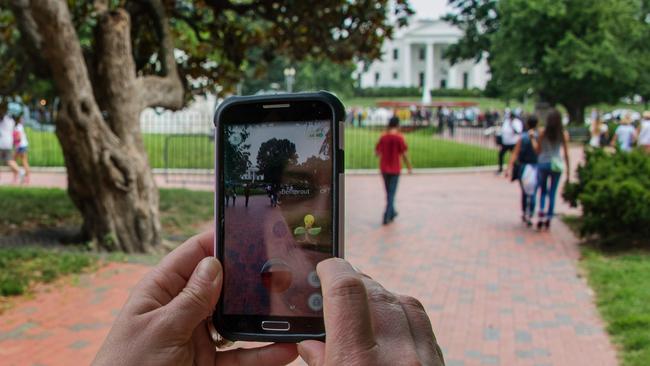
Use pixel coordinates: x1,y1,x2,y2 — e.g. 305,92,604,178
409,0,450,20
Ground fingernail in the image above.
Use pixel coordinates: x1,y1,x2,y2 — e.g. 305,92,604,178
197,257,221,282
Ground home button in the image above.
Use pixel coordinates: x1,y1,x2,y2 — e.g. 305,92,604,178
261,321,290,332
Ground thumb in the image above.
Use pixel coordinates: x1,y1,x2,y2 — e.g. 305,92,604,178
298,341,326,366
163,257,223,338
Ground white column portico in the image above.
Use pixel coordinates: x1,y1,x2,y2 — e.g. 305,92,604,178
422,43,434,104
403,42,411,87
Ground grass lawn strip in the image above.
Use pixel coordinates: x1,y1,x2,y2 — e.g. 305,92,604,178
581,248,650,366
0,246,96,296
0,187,214,237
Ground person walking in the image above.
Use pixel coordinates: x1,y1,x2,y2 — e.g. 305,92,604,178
497,110,523,174
589,114,608,148
0,103,21,183
610,114,636,152
13,115,30,184
244,183,251,207
375,115,412,225
535,109,570,230
636,111,650,153
506,115,539,227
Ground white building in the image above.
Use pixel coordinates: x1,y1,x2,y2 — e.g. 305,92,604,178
359,19,490,96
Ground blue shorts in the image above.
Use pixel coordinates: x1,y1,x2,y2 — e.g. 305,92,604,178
16,146,28,154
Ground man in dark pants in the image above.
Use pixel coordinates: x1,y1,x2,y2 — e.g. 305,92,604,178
497,111,523,174
244,184,250,207
376,114,413,225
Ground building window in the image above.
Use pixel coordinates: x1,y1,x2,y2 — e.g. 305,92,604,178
440,79,447,89
419,47,425,61
374,72,380,86
393,48,399,60
419,72,425,88
463,72,469,89
393,72,399,80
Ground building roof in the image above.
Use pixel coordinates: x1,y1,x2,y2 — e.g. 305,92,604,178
395,19,463,42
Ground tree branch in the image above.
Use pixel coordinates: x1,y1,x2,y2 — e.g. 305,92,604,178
137,0,183,110
9,0,44,62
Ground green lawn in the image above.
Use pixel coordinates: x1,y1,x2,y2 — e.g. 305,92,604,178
581,248,650,366
0,246,96,296
345,127,497,169
26,125,498,169
0,187,213,238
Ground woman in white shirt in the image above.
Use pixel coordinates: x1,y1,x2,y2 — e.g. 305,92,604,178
637,111,650,153
610,115,636,152
13,117,30,184
589,115,608,148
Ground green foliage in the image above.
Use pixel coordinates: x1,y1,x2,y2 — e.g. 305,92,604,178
447,0,650,123
581,248,650,365
4,0,414,100
0,187,213,239
0,247,95,296
563,148,650,244
491,0,643,106
443,0,498,65
353,87,484,98
256,138,298,184
240,56,357,97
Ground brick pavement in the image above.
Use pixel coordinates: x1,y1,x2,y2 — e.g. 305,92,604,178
0,172,617,365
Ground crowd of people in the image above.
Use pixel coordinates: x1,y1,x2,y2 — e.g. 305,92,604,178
0,102,30,185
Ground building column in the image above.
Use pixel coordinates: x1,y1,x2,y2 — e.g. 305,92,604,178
403,42,411,87
447,63,458,89
422,43,434,104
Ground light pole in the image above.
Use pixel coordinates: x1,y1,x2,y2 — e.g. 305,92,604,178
284,67,296,93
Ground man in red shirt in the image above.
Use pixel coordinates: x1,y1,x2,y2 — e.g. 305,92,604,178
375,115,413,225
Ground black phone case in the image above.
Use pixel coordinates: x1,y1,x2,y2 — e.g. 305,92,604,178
212,91,345,343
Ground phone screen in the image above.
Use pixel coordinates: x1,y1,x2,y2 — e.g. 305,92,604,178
222,119,333,318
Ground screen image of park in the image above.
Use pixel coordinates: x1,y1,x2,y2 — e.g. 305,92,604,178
223,120,333,317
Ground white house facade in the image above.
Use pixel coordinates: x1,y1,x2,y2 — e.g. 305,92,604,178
359,19,490,94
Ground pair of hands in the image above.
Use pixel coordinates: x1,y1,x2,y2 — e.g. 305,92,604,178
93,231,444,366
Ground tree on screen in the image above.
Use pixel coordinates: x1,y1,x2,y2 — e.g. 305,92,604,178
256,138,298,184
1,0,412,252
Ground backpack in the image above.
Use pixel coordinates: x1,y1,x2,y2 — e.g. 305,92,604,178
13,129,21,147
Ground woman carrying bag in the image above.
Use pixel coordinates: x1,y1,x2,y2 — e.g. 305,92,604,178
534,109,570,230
506,115,539,227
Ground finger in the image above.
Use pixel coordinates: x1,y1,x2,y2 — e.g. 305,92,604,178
360,277,418,360
160,257,223,340
214,343,298,366
397,295,445,366
297,340,325,366
192,319,220,366
137,231,215,308
317,258,377,359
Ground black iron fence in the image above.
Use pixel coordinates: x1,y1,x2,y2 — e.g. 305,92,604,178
22,109,500,184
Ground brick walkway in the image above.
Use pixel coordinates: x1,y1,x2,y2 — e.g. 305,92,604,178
0,173,617,365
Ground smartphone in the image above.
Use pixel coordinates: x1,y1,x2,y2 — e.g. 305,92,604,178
212,91,344,342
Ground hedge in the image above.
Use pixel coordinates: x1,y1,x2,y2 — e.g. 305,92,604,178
563,148,650,245
353,87,484,98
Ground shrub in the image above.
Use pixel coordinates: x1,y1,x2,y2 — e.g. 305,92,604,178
563,148,650,245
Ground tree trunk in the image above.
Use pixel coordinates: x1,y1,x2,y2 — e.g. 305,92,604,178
564,102,585,125
28,0,183,252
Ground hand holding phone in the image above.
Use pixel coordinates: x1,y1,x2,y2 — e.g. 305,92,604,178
298,258,445,365
213,92,345,342
92,231,299,366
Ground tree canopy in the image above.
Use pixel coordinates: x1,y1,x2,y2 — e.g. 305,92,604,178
0,0,413,252
2,0,413,102
445,0,650,123
256,138,298,184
